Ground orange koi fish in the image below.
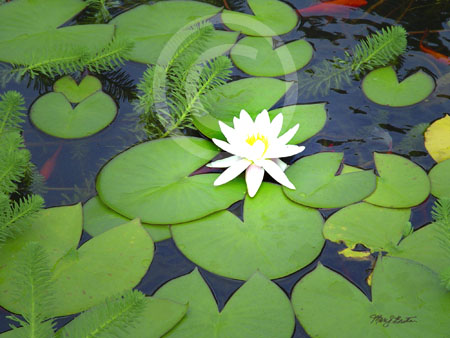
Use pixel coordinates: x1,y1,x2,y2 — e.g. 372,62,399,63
297,0,367,16
39,144,62,180
419,33,450,65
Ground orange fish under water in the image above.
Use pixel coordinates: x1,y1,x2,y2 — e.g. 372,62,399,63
419,33,450,65
39,144,62,180
297,0,367,16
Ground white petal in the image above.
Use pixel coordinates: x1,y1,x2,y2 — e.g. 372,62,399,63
245,164,265,197
267,145,305,158
212,138,238,155
239,109,254,130
261,159,295,190
270,113,283,138
207,155,241,168
278,123,300,145
255,109,270,131
218,121,238,145
247,140,266,161
272,158,288,171
214,159,251,186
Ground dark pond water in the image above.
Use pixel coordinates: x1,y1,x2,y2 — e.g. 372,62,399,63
1,0,449,336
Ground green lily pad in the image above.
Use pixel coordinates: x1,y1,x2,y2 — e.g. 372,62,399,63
429,159,450,199
0,0,114,64
222,0,298,36
284,153,377,208
97,137,246,224
362,66,435,107
110,1,237,64
83,196,171,242
51,219,154,316
291,257,450,338
54,75,102,104
323,202,411,254
364,153,430,208
193,77,293,139
154,269,295,338
231,37,313,76
30,91,117,139
0,204,83,314
172,183,324,280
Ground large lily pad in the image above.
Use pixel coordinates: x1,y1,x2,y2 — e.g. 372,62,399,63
362,66,435,107
83,196,171,242
193,77,293,139
323,202,411,254
424,114,450,163
231,37,313,76
51,219,154,315
284,153,376,208
154,269,295,338
222,0,298,36
291,257,450,338
54,75,102,104
30,91,117,139
0,0,114,64
0,205,83,314
110,1,237,64
96,137,246,224
429,159,450,199
364,153,430,208
172,183,324,280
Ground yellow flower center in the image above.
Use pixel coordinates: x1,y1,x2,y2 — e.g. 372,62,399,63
246,133,269,157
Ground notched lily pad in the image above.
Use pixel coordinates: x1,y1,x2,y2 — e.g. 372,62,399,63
96,137,246,224
54,75,102,103
424,114,450,163
429,159,450,199
291,257,450,338
364,153,430,208
323,202,411,254
231,37,313,76
362,66,435,107
154,268,295,337
172,183,324,280
30,90,117,139
83,196,171,242
222,0,298,36
284,152,376,208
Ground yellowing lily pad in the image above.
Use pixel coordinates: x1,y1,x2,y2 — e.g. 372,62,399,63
83,196,171,242
231,37,313,76
30,91,117,139
424,114,450,163
96,137,246,224
154,269,295,337
172,183,324,280
291,257,450,338
222,0,298,36
362,66,435,107
284,153,377,208
364,153,430,208
323,202,411,254
54,75,102,104
429,159,450,198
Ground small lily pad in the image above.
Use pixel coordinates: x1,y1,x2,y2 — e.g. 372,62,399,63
364,153,430,208
424,114,450,163
154,269,295,337
30,91,117,139
83,196,171,242
96,137,246,224
291,257,450,338
231,37,313,76
222,0,298,36
323,202,411,254
362,66,435,107
172,183,324,280
429,159,450,199
284,153,376,208
51,219,154,315
54,75,102,103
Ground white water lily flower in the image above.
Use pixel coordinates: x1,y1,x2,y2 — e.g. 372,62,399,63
207,109,305,197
